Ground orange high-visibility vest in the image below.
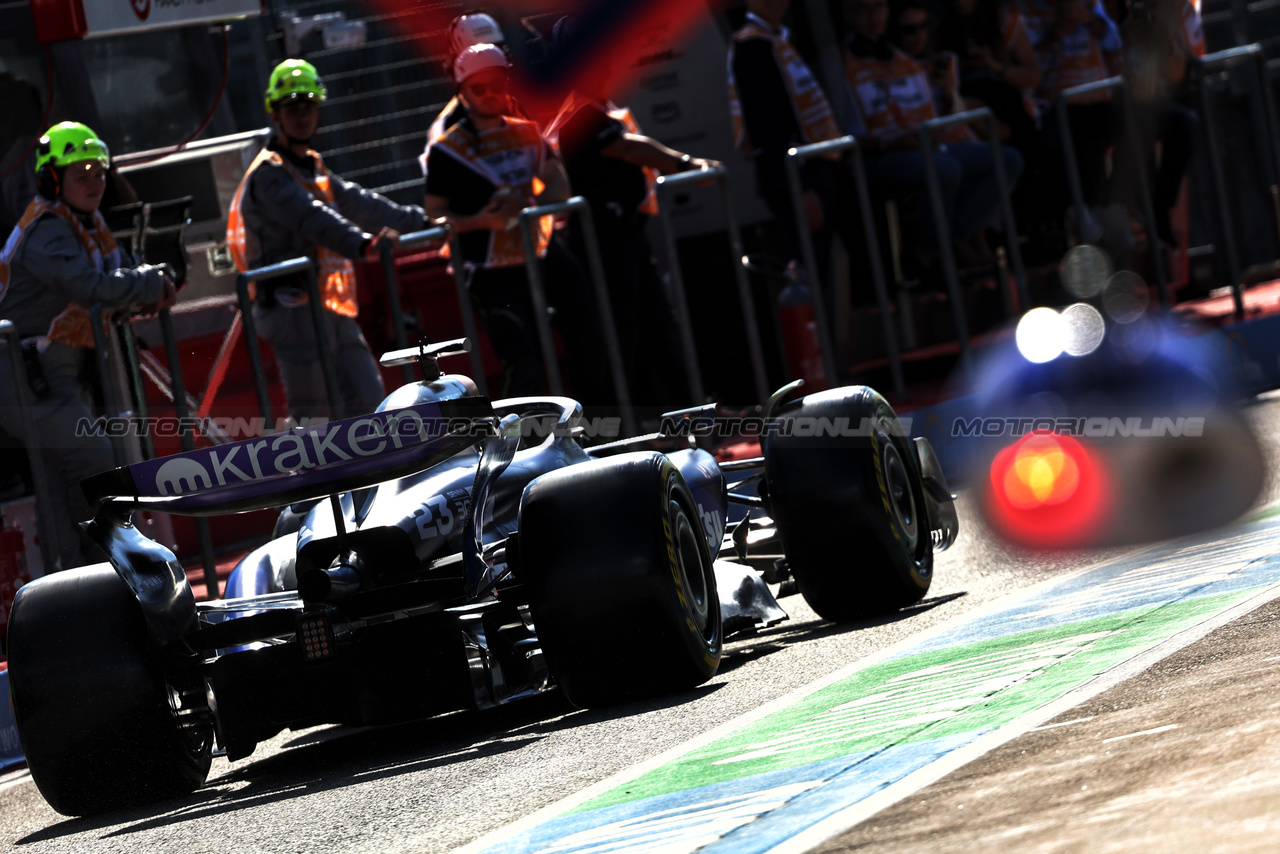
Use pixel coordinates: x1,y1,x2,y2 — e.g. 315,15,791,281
430,116,553,269
728,19,842,153
226,147,359,317
845,48,973,145
0,197,121,347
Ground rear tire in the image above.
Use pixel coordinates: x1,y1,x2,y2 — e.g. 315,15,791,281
8,566,212,816
518,452,722,707
764,386,932,620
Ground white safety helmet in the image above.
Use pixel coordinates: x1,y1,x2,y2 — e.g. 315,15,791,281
454,43,509,84
448,13,504,56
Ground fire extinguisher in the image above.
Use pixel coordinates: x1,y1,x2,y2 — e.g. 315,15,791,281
777,262,827,391
0,527,31,647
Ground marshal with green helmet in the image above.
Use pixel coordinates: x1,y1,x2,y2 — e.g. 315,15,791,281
0,120,174,571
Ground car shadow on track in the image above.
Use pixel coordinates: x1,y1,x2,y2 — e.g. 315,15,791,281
753,590,967,644
15,682,731,843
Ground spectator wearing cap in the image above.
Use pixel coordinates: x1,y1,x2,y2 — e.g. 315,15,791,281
843,0,1024,269
419,12,523,179
424,45,604,399
546,34,720,407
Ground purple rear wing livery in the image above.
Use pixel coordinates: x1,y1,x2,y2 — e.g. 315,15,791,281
82,398,496,516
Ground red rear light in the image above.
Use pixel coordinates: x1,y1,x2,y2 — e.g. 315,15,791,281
985,433,1110,548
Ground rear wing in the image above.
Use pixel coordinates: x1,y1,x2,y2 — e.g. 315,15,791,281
82,397,495,516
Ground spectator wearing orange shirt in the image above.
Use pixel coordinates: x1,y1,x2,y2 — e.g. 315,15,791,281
844,0,1024,268
1116,0,1201,247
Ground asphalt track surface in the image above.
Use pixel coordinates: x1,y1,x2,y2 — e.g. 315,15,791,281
3,397,1280,853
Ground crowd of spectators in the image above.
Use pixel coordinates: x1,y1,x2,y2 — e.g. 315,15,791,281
733,0,1204,287
0,0,1214,570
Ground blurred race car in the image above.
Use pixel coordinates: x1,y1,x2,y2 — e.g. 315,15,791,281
5,338,958,816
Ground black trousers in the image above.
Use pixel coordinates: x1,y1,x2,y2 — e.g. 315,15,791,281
468,240,606,402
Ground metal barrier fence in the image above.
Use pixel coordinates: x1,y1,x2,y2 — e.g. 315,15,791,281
235,257,317,427
785,136,905,400
518,197,637,437
446,244,490,398
377,226,452,385
919,107,1028,381
1055,77,1169,309
159,306,219,596
85,303,219,594
0,320,62,575
1196,44,1280,321
655,166,770,405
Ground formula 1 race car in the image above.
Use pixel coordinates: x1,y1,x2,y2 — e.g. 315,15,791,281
5,338,958,816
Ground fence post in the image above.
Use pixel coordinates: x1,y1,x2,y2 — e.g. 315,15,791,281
159,307,219,598
302,265,345,420
516,215,566,397
655,167,770,404
1,321,63,574
448,247,490,397
234,257,318,427
981,113,1030,312
114,319,154,460
235,273,273,427
652,184,707,403
378,226,453,386
786,136,905,400
89,303,129,468
1056,77,1168,309
1196,59,1245,321
518,197,637,436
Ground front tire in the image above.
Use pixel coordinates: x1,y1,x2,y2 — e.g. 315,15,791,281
517,452,722,707
8,566,212,816
764,386,933,620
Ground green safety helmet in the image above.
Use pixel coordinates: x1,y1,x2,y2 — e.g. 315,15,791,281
35,121,110,174
264,59,327,112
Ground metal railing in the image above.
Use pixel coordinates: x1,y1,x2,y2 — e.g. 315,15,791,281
1056,77,1169,309
447,245,490,398
86,301,219,595
1,321,62,575
235,256,339,426
376,225,452,385
159,306,219,597
1196,44,1280,321
518,197,637,437
656,166,770,404
89,304,132,469
785,136,905,400
919,107,1028,381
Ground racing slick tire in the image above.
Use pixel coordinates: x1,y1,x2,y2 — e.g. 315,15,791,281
7,565,213,816
763,386,932,620
517,452,722,708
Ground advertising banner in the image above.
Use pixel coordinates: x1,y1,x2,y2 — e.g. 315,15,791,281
83,0,262,38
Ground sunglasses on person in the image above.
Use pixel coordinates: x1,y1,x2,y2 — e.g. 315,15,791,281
466,76,510,97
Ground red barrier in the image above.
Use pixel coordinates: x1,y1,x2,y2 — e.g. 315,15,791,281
0,527,30,648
